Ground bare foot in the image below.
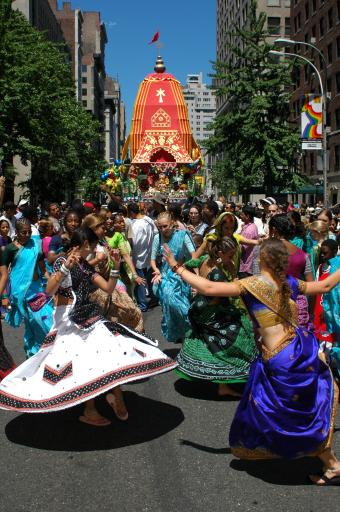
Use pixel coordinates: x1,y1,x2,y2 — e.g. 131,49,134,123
217,384,242,398
309,468,340,485
106,388,128,421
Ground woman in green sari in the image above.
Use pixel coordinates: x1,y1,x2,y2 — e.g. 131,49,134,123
176,236,258,397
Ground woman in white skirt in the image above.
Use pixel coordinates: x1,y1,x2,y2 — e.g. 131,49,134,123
0,227,177,426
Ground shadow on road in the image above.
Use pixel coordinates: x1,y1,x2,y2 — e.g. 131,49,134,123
230,457,322,486
174,378,244,401
180,439,231,454
4,391,184,452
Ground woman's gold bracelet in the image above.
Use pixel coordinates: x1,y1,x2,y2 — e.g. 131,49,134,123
178,266,186,276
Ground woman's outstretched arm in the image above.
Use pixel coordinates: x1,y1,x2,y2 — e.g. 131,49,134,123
304,268,340,296
163,244,240,297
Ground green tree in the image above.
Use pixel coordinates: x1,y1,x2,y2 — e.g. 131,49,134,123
205,1,304,197
0,1,106,202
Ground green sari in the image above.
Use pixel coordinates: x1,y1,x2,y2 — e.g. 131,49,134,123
176,257,258,383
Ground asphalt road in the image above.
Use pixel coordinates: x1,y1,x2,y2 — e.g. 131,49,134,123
0,307,339,512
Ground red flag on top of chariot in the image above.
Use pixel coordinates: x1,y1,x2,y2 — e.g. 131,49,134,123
149,31,160,44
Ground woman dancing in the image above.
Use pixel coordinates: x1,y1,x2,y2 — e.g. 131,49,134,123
0,227,177,426
82,214,144,333
151,211,195,343
176,236,257,396
164,238,340,485
0,218,53,357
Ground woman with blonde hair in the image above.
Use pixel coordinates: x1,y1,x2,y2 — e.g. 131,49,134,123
151,211,195,342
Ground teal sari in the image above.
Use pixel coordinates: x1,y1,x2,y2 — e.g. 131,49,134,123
6,238,53,357
152,230,194,342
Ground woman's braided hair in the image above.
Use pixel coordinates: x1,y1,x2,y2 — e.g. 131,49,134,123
259,239,292,323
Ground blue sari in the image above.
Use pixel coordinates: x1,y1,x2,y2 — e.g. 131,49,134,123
152,230,194,342
229,275,337,459
6,238,53,357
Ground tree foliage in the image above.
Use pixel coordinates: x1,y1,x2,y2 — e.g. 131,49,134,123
205,1,304,196
0,1,106,202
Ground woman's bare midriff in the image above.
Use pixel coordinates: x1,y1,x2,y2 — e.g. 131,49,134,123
259,324,293,351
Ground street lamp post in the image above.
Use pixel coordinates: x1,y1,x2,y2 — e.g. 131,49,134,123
271,40,328,207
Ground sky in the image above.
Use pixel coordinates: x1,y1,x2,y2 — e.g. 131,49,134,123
57,0,216,126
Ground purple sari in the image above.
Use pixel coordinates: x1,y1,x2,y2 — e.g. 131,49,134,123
229,275,338,459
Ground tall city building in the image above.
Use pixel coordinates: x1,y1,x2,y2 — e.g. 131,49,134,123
290,0,340,205
217,0,291,115
12,0,65,44
182,73,216,142
104,77,127,163
182,73,216,195
48,1,83,101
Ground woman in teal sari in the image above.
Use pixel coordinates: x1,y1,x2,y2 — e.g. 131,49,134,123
0,218,53,357
151,212,195,342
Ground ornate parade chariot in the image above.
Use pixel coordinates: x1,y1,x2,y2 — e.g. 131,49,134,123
100,56,204,203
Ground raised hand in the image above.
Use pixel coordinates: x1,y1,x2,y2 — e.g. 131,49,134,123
65,247,80,270
162,244,177,268
110,248,121,270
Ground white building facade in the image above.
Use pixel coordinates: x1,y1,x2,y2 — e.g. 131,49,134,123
182,73,216,196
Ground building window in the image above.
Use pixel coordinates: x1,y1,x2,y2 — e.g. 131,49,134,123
338,0,340,21
81,64,87,72
82,100,87,107
82,88,87,96
267,0,280,5
310,153,315,175
327,77,332,95
312,0,316,13
335,145,340,170
312,25,316,38
336,72,340,93
285,17,291,35
319,17,325,37
328,43,333,64
336,108,340,130
328,8,333,29
305,2,309,20
82,77,87,84
294,13,301,32
268,16,281,34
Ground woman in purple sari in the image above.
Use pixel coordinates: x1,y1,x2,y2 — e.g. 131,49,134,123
164,238,340,485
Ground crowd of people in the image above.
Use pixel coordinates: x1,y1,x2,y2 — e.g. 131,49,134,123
0,190,339,486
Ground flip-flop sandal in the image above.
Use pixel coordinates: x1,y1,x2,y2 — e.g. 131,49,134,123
106,393,129,421
309,472,340,486
79,415,111,427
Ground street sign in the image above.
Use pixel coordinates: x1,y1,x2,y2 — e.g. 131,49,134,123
302,141,322,150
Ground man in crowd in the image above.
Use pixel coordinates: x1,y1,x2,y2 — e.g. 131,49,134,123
47,202,61,234
202,200,219,230
127,202,158,312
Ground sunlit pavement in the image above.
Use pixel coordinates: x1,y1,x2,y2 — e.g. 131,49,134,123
0,307,339,512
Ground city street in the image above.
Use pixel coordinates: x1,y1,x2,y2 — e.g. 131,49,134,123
0,306,339,512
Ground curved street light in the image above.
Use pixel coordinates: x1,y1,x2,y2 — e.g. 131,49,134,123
269,49,328,207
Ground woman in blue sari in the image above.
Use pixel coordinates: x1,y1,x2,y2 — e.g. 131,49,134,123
151,211,195,342
0,218,53,357
164,238,340,485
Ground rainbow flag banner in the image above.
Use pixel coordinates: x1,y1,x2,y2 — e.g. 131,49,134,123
301,94,322,140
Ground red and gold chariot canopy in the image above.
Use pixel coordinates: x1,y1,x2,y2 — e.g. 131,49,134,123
122,57,201,165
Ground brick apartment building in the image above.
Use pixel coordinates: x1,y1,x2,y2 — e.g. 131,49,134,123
291,0,340,205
